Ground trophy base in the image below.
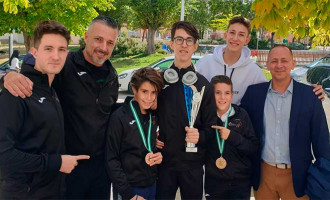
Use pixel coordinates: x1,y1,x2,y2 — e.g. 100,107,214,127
186,147,198,153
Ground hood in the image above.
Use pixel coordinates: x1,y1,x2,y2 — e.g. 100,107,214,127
213,45,253,69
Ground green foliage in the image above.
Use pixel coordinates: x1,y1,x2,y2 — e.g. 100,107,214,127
79,38,86,48
127,0,180,54
248,28,270,49
97,0,132,28
286,42,307,50
209,0,254,20
252,0,330,47
113,33,146,56
113,34,169,57
0,0,115,50
185,0,211,39
211,13,240,31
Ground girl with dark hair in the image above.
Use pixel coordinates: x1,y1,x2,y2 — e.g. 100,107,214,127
9,50,19,70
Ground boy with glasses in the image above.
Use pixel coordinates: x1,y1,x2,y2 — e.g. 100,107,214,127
156,21,216,199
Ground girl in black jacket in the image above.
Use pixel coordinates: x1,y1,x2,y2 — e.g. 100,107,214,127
205,75,259,200
106,67,164,200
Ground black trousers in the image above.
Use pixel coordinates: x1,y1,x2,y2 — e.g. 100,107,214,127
65,154,111,199
205,178,251,200
156,167,204,200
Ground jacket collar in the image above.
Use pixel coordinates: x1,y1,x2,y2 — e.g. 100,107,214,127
20,64,50,90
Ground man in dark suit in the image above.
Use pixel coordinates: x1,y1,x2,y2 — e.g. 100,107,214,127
241,45,330,199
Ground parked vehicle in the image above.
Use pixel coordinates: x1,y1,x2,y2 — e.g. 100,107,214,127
118,56,201,93
291,54,330,97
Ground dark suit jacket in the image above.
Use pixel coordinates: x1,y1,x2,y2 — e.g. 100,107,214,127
241,80,330,197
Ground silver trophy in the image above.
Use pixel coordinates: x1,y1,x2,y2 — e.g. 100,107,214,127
186,85,205,153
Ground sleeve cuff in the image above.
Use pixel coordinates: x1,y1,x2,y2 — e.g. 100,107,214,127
197,130,206,146
47,154,62,171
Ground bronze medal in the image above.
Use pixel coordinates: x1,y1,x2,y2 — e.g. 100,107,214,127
145,152,152,165
216,157,227,169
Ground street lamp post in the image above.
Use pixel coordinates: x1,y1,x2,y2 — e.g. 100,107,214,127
181,0,185,21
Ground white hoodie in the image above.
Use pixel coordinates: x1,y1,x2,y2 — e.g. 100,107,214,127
196,45,267,105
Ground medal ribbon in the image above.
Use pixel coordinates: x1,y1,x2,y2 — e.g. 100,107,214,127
129,99,152,152
183,84,193,122
216,105,232,155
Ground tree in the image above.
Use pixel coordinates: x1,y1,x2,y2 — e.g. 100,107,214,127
185,0,211,39
0,0,115,52
251,0,330,47
210,13,239,32
128,0,180,54
97,0,132,29
209,0,254,20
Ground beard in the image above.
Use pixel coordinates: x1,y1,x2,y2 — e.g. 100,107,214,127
85,48,110,66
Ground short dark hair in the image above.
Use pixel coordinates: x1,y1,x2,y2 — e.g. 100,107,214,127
211,75,233,92
171,21,200,42
34,20,70,48
131,67,164,93
90,15,119,31
228,16,251,35
269,44,293,58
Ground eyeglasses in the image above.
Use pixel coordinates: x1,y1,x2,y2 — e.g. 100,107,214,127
173,37,195,46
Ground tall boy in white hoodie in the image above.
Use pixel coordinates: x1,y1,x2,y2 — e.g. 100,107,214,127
196,16,266,105
196,16,324,104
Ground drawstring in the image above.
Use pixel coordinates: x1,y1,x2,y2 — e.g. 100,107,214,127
224,65,235,80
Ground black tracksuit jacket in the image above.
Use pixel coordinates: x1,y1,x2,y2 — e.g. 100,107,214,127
157,64,217,170
106,98,158,199
0,65,65,199
53,49,119,157
205,104,259,194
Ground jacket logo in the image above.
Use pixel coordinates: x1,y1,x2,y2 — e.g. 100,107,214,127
163,85,169,89
38,97,46,103
228,119,242,128
77,72,87,76
129,120,136,125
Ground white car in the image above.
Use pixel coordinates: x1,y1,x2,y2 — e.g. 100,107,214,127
118,56,201,93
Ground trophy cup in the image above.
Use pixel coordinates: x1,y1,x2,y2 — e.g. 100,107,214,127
186,85,205,153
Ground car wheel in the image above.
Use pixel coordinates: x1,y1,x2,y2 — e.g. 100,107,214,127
128,82,134,94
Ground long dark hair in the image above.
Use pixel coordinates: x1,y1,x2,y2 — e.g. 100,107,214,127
9,50,19,65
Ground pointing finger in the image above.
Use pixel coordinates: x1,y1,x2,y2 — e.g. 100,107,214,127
75,155,90,160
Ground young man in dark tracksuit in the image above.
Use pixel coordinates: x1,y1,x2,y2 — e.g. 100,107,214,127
206,75,258,200
107,68,163,200
2,16,119,199
156,21,216,199
0,21,89,199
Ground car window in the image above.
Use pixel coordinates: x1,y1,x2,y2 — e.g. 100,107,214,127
310,57,330,68
155,60,174,70
315,57,330,66
148,58,166,67
307,66,330,85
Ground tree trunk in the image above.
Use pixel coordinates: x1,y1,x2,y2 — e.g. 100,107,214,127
146,27,156,54
270,32,275,47
22,30,32,53
142,29,146,42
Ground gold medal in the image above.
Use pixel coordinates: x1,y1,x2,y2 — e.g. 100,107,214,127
145,152,152,165
216,157,227,169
